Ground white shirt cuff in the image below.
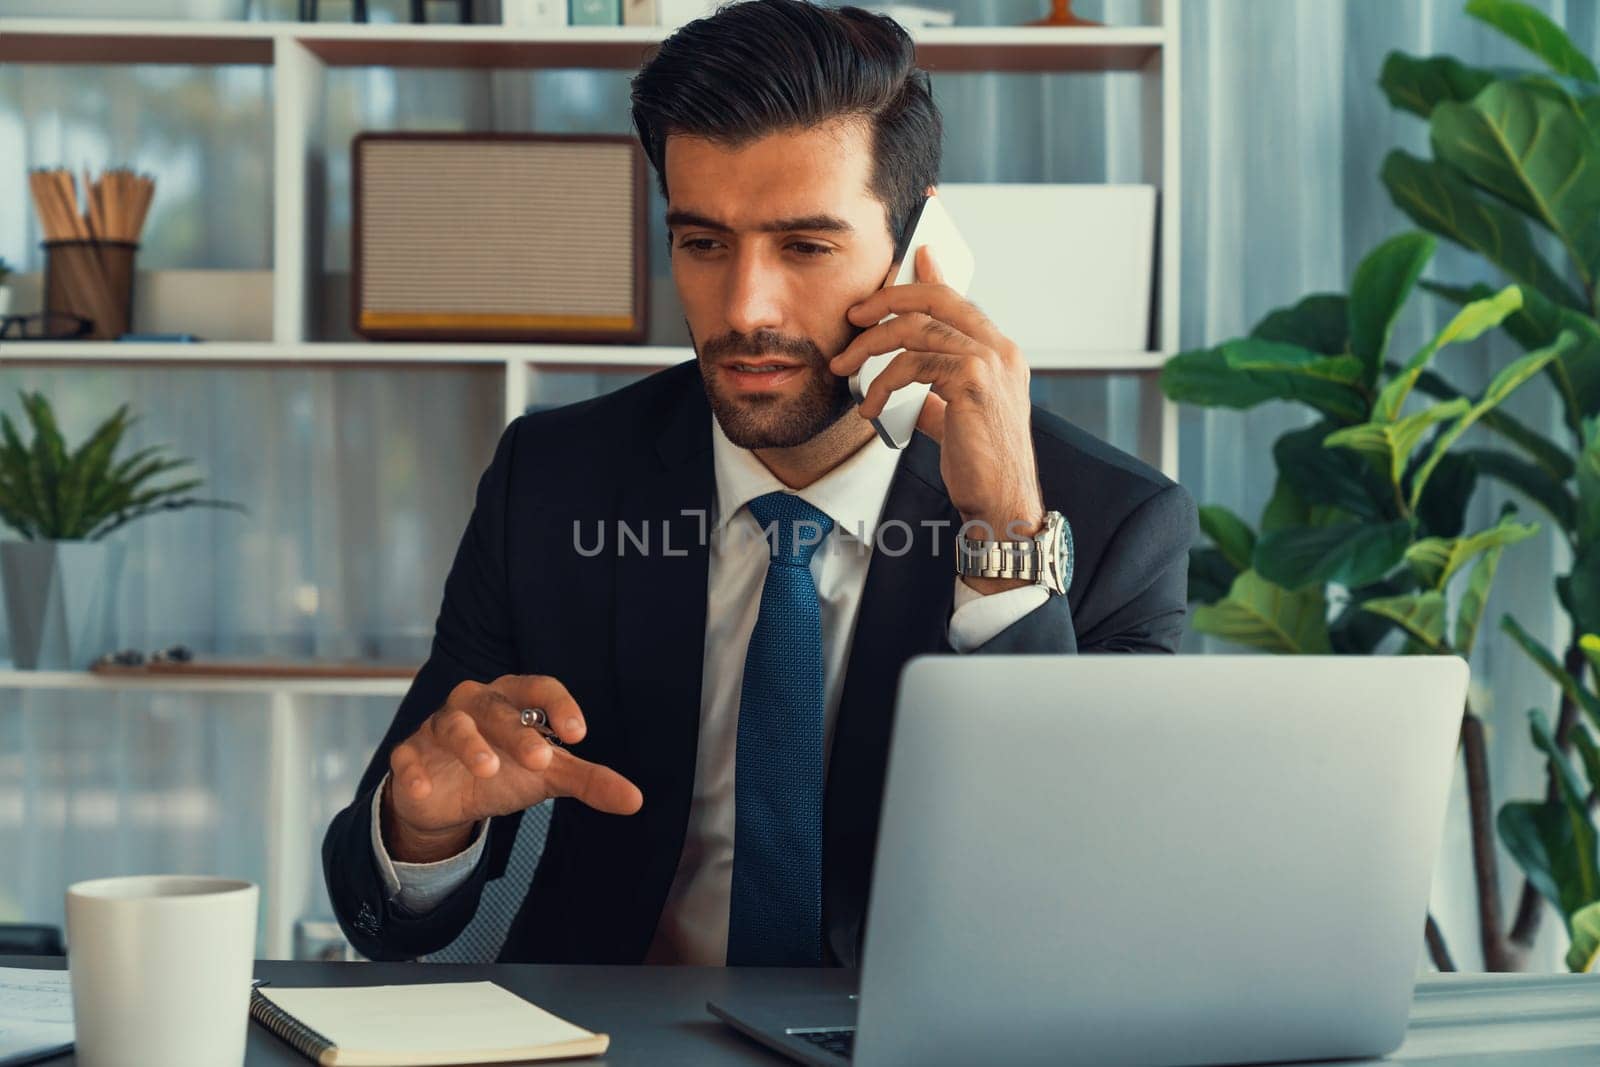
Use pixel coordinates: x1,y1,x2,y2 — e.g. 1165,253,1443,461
947,576,1051,653
369,772,490,913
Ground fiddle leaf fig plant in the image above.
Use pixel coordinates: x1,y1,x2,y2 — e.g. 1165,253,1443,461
1379,0,1600,970
1162,228,1565,973
1165,232,1559,663
0,391,244,541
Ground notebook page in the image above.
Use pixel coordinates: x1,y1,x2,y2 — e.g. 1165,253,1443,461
257,982,596,1057
0,967,74,1064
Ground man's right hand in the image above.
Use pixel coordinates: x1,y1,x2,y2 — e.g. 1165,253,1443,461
382,675,644,863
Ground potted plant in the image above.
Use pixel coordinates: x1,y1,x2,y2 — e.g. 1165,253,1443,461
0,257,13,318
1161,228,1569,972
1376,0,1600,969
0,391,244,670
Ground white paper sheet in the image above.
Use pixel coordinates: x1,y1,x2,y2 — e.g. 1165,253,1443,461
0,967,74,1065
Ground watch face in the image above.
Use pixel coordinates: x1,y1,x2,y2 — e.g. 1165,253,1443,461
1054,515,1074,590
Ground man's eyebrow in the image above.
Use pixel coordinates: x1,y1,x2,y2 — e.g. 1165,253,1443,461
665,209,856,235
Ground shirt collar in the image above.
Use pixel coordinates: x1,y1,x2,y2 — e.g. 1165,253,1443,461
709,415,904,547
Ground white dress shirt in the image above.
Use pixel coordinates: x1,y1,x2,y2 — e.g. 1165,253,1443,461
371,417,1049,963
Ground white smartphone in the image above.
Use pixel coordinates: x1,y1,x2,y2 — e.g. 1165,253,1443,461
847,193,977,449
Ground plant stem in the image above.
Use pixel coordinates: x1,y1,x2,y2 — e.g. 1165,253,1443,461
1425,913,1456,972
1462,707,1514,971
1509,880,1543,953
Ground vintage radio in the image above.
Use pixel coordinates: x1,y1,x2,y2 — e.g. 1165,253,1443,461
351,132,648,343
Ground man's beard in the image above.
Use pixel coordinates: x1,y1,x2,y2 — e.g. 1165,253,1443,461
694,326,857,449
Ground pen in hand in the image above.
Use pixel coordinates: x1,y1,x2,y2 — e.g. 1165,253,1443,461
520,707,563,747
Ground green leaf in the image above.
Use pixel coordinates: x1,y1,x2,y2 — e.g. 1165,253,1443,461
1373,282,1525,423
1565,900,1600,972
1407,513,1540,589
1409,338,1569,508
1199,505,1256,572
1415,451,1481,539
1254,519,1415,591
1501,798,1593,922
1274,422,1397,521
1574,633,1600,675
1572,726,1600,797
1465,0,1599,83
1382,151,1588,313
1250,293,1350,357
1573,422,1600,637
1578,416,1600,544
1261,474,1310,534
1349,232,1437,385
84,495,245,541
1431,81,1600,292
1361,591,1448,650
0,413,41,533
1420,281,1600,435
1582,633,1600,680
1380,51,1497,119
56,404,129,540
1161,340,1369,423
1503,613,1600,732
21,392,68,538
1456,531,1527,657
1563,552,1600,640
1463,448,1577,533
1190,569,1331,654
1188,546,1237,605
1324,398,1471,487
1329,572,1417,655
1528,707,1600,915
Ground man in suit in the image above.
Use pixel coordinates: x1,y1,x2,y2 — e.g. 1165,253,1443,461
322,0,1196,968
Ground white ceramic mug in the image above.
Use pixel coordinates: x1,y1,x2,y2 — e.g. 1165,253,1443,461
65,875,258,1067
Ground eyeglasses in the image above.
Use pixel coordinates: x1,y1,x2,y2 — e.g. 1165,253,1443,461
0,312,94,340
92,645,195,669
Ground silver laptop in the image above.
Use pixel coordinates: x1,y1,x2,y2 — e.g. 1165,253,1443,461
709,654,1468,1067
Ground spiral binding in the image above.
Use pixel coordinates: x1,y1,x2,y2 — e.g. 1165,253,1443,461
249,988,337,1065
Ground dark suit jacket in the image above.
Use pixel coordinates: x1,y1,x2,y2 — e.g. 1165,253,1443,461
322,360,1196,966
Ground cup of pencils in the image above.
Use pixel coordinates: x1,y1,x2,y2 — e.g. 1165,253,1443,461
27,167,156,341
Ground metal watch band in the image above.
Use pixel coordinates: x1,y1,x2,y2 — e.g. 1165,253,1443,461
955,511,1072,596
956,538,1040,581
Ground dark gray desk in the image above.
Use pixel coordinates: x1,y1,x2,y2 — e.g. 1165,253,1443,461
7,956,1600,1065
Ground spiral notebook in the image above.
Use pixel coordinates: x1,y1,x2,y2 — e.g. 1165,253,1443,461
250,981,609,1066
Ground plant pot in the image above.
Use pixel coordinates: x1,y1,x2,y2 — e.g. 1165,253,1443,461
0,540,126,670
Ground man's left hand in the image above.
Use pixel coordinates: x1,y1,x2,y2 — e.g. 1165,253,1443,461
830,244,1044,545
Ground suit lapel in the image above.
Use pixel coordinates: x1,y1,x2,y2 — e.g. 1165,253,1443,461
609,368,716,956
824,431,959,965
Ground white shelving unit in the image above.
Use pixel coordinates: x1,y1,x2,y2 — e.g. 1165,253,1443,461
0,6,1180,470
0,668,413,959
0,3,1181,956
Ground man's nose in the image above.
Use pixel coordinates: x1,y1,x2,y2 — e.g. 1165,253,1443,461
723,248,786,337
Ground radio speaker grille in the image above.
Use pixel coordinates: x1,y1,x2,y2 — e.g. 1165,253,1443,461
353,134,647,342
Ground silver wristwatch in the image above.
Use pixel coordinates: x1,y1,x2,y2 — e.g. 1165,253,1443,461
955,510,1073,596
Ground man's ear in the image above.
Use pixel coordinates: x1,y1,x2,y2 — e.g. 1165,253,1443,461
925,183,936,197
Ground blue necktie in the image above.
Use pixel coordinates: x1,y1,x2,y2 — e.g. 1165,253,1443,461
727,491,834,966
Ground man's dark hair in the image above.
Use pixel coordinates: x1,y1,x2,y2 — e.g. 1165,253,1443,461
629,0,943,261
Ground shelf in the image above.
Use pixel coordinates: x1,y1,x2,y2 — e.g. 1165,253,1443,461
0,340,1167,373
1028,349,1167,372
0,18,1163,72
0,669,412,697
0,17,276,65
0,340,687,368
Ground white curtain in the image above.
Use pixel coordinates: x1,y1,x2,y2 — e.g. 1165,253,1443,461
0,0,1590,970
